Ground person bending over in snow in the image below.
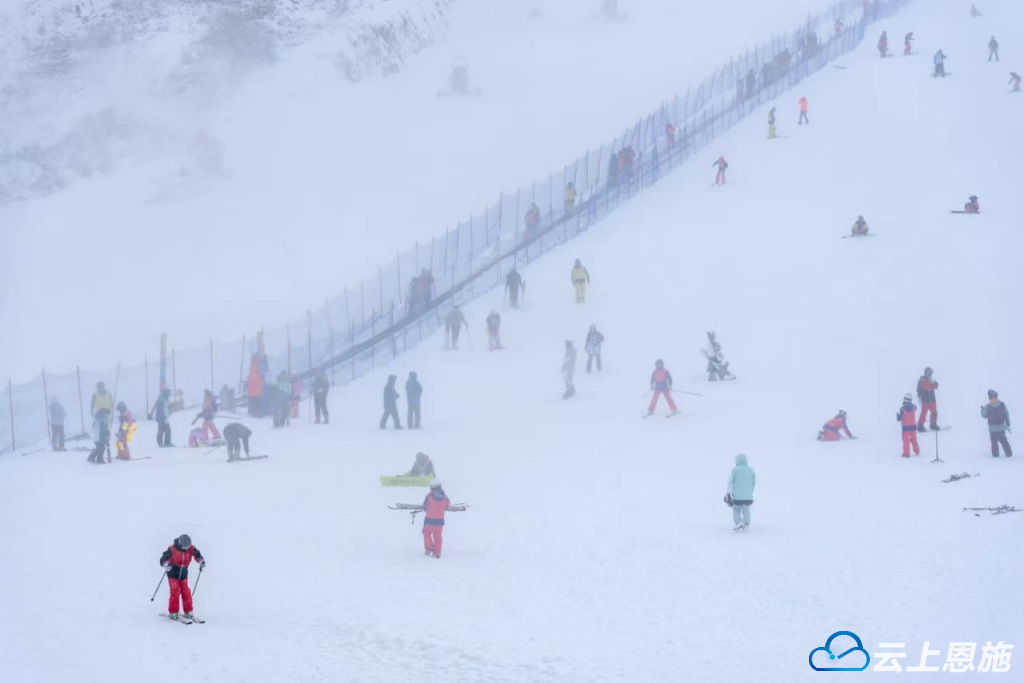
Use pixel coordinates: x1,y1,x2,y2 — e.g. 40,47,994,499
725,454,756,531
223,422,252,462
963,195,980,213
897,393,920,457
817,410,856,441
421,481,463,558
160,534,205,620
405,452,435,477
851,215,869,236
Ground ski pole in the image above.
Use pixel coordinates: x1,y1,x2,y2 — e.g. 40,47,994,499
150,572,166,602
192,567,203,597
670,389,704,398
640,390,652,399
204,444,223,456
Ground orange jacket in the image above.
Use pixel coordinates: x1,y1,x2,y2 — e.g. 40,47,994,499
823,416,852,438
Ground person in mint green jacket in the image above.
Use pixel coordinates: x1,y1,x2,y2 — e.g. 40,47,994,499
726,453,756,530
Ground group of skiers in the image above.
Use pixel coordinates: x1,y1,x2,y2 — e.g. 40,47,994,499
815,367,1012,458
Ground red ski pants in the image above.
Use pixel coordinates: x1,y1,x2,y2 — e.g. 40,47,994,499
423,525,443,557
918,402,937,428
202,420,221,441
820,429,841,442
902,431,920,456
715,169,726,185
168,578,193,613
649,390,677,413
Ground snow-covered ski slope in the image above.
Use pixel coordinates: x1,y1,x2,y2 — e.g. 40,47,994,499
1,0,834,382
4,0,1024,681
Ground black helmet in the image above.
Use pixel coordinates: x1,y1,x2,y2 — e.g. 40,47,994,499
177,534,191,548
116,402,126,412
970,195,978,201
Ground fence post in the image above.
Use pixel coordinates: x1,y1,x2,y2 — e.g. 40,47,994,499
76,366,85,436
326,298,335,387
7,379,14,452
469,216,475,296
42,369,51,447
378,266,384,316
396,250,403,306
287,322,292,378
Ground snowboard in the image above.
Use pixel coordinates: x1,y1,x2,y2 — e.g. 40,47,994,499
380,475,435,487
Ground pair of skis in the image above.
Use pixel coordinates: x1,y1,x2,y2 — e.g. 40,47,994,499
160,613,205,624
227,455,270,463
642,410,680,419
389,503,467,511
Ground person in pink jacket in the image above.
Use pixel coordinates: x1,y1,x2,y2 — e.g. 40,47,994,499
421,481,464,559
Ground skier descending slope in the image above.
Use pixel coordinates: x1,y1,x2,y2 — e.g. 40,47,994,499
904,31,914,55
571,259,590,303
648,359,677,417
897,393,921,457
585,324,604,373
878,31,889,58
712,156,728,185
726,454,756,531
980,390,1012,458
562,341,577,399
767,107,777,138
160,534,205,620
797,96,809,125
933,49,948,77
916,367,940,431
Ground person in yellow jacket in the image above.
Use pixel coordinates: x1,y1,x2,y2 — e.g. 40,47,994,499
564,182,576,216
571,259,590,303
114,402,137,460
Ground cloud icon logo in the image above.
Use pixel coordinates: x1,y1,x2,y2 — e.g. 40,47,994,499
809,631,871,672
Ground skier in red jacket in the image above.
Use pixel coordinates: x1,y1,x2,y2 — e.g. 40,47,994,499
421,481,462,558
897,394,920,457
648,359,678,416
159,534,205,620
817,410,855,441
916,367,939,431
712,156,728,186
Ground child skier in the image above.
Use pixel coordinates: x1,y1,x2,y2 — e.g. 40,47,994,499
159,534,205,620
198,390,221,441
223,422,253,462
897,393,920,457
114,402,136,460
486,311,502,350
188,427,208,448
851,215,869,236
712,156,728,185
562,340,577,399
916,367,939,431
726,454,756,531
817,410,856,441
797,96,809,125
648,359,677,416
421,481,463,558
981,390,1012,457
585,324,605,372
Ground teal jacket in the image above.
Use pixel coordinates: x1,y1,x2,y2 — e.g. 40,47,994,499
728,454,756,502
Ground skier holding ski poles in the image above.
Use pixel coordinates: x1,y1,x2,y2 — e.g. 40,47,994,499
648,359,678,416
159,534,205,620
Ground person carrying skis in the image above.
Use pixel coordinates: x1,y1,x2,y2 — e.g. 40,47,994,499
933,49,947,77
151,388,173,446
897,393,920,457
964,195,980,213
585,324,604,373
988,36,999,61
981,390,1012,458
562,340,577,399
223,422,252,462
571,259,590,303
405,371,423,429
1010,72,1022,92
725,454,756,531
916,367,940,431
49,398,66,451
850,215,869,236
878,31,889,58
767,107,777,139
421,481,463,558
904,32,914,55
798,96,809,125
405,452,435,477
313,370,330,424
648,359,677,416
505,268,525,308
712,156,728,185
160,534,205,620
817,410,855,441
380,375,403,429
486,311,502,351
114,402,136,460
445,305,468,350
564,182,576,216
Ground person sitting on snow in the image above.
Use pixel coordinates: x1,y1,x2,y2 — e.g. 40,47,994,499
964,195,980,214
851,215,869,236
404,452,436,478
188,427,209,448
817,410,856,441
